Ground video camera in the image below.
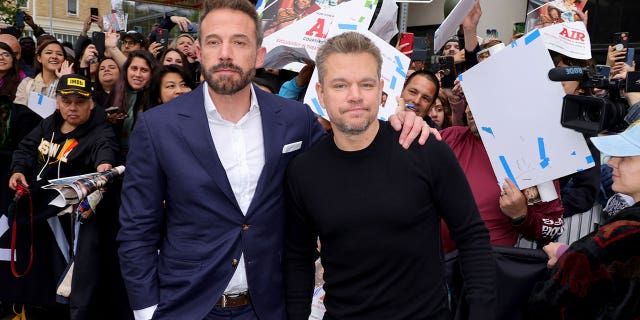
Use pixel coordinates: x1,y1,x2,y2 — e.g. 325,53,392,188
548,66,640,135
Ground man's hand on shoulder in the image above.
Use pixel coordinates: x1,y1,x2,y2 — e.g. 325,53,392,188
389,97,442,149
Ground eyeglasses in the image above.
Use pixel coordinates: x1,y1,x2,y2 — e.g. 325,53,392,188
0,52,11,59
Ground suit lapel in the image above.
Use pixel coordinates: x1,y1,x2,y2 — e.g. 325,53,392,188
247,89,286,216
176,85,239,209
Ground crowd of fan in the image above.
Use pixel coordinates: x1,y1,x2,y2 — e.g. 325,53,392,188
0,1,638,319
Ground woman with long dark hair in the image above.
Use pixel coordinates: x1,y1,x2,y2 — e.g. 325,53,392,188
12,39,73,145
0,43,25,100
105,50,159,156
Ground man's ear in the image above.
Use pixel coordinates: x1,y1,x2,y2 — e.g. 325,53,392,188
195,42,201,61
255,46,267,69
315,82,324,107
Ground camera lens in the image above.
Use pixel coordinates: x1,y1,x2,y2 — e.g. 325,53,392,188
579,107,601,122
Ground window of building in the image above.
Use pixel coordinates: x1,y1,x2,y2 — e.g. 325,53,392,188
67,0,78,15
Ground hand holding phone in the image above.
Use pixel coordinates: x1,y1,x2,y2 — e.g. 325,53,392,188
15,11,25,28
90,7,99,19
398,32,414,58
157,28,169,50
438,56,456,88
613,32,630,62
92,31,105,60
104,106,120,114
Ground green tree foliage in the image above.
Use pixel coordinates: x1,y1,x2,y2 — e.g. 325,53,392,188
0,0,18,25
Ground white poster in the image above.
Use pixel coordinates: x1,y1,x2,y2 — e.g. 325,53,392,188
27,92,57,119
433,0,476,52
459,29,594,190
540,22,591,60
262,0,377,70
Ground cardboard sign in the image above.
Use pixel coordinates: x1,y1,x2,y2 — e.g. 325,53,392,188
459,29,594,190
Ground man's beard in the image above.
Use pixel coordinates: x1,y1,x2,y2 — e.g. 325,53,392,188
204,62,255,95
332,116,374,135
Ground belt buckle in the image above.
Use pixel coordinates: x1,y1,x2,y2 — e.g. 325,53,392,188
221,295,228,308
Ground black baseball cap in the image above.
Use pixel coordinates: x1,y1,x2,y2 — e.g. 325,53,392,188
121,30,147,46
56,74,91,97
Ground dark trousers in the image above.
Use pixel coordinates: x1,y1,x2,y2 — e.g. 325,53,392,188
203,304,259,320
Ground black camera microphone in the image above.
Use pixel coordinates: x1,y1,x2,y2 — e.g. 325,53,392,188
548,67,589,82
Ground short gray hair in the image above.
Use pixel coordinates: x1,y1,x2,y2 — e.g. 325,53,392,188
315,32,382,84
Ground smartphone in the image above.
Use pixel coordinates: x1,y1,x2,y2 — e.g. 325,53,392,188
15,10,24,28
596,64,611,78
92,31,105,59
157,28,169,50
104,106,120,114
613,32,630,62
438,56,456,88
399,32,414,58
90,7,99,19
186,23,197,33
626,47,635,67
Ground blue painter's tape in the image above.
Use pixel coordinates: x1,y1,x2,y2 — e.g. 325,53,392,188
585,155,594,164
390,76,397,90
481,127,494,137
538,137,550,168
394,56,406,78
525,29,541,45
338,24,357,30
458,74,463,82
311,98,325,117
37,94,43,105
499,155,520,189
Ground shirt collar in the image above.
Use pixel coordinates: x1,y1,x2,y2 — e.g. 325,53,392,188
202,83,260,118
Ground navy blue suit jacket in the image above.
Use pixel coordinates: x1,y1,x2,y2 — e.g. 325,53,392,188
118,84,325,320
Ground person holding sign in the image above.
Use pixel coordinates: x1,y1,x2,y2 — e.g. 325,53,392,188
440,103,565,252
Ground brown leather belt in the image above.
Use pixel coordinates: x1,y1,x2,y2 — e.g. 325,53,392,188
216,292,251,308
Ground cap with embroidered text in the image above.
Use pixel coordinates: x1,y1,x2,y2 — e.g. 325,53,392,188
56,74,91,97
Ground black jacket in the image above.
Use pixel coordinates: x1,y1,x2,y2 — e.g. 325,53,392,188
10,108,119,221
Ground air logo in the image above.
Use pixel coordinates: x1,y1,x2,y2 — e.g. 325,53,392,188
559,28,586,41
305,18,328,39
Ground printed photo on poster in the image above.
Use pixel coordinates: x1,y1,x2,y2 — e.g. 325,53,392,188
261,0,352,36
524,0,587,33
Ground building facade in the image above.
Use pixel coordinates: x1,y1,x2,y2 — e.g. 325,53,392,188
18,0,110,44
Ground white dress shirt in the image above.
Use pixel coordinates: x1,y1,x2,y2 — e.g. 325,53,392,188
133,85,264,320
204,84,265,294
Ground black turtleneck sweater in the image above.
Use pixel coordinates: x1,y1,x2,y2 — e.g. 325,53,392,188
284,120,495,320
